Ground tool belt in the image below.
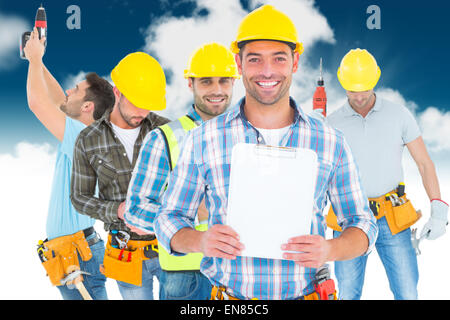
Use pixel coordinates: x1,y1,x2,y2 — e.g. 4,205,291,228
211,285,337,301
38,227,99,286
211,266,337,301
326,186,421,235
100,233,159,286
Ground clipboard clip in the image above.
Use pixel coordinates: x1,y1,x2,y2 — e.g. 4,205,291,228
254,144,298,159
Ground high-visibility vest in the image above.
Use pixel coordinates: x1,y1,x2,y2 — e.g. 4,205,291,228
157,114,208,271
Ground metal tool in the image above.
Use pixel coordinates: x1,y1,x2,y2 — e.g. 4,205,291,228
60,265,93,300
385,193,396,207
116,231,130,249
36,240,48,262
397,182,405,197
314,264,336,300
411,228,425,255
390,193,401,206
411,211,425,256
313,57,327,117
369,200,380,217
20,4,47,59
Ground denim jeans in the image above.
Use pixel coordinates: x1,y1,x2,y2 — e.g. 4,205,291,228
159,270,212,300
57,232,108,300
116,257,161,300
333,217,419,300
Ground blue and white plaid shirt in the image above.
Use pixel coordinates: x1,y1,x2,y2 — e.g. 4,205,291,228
155,97,378,300
124,106,202,234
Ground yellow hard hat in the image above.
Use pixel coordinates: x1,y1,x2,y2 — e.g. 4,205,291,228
230,4,303,55
111,52,166,110
184,42,240,79
337,49,381,92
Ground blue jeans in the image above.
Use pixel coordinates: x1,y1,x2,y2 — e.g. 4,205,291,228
116,257,161,300
333,217,419,300
57,232,108,300
159,270,212,300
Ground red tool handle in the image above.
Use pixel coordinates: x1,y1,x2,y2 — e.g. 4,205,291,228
315,279,336,300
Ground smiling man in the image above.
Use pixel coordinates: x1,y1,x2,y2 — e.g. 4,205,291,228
154,5,378,300
123,42,238,300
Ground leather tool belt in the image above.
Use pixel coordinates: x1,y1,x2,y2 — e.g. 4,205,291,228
211,285,336,300
38,227,99,286
100,233,158,286
326,187,421,235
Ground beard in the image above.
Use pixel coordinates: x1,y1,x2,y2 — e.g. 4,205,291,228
194,94,231,117
60,99,82,118
118,100,144,128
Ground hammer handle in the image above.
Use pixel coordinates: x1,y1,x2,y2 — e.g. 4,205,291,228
75,282,93,300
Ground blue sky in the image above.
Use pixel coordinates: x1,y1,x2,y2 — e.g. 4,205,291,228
1,0,450,152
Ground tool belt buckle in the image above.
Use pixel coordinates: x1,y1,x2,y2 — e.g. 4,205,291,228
143,244,158,259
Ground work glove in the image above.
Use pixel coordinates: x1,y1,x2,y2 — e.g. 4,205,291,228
420,199,449,240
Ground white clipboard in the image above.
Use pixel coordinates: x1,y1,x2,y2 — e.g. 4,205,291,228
226,143,318,260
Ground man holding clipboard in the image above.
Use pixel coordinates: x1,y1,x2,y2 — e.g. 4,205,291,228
155,4,378,300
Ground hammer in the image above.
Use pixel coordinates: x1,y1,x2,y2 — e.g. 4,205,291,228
411,227,429,256
60,265,93,300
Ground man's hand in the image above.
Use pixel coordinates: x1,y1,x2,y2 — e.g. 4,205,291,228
199,224,244,260
281,235,331,268
197,199,209,222
117,201,126,220
23,27,46,64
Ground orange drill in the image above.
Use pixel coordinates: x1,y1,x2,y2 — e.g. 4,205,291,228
313,58,327,117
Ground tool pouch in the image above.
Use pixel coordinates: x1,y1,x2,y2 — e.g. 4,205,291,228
41,254,65,286
40,230,93,286
101,236,143,286
385,196,421,235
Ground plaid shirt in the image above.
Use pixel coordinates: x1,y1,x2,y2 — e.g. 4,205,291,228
124,106,203,234
70,109,170,240
154,97,378,299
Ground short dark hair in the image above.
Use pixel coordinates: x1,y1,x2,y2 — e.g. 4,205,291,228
84,72,115,120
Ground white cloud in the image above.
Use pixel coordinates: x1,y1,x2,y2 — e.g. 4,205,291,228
62,71,88,91
375,88,450,153
142,0,336,120
376,87,419,113
63,71,113,92
417,107,450,152
0,12,30,70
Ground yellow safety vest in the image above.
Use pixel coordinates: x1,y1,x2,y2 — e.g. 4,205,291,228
157,115,207,271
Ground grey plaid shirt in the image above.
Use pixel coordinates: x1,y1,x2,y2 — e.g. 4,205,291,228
70,109,170,240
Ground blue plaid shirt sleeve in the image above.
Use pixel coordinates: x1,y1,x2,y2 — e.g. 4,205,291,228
154,129,205,254
123,129,171,234
327,134,378,252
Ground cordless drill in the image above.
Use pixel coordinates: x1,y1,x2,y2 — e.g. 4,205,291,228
313,58,327,117
20,4,47,59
